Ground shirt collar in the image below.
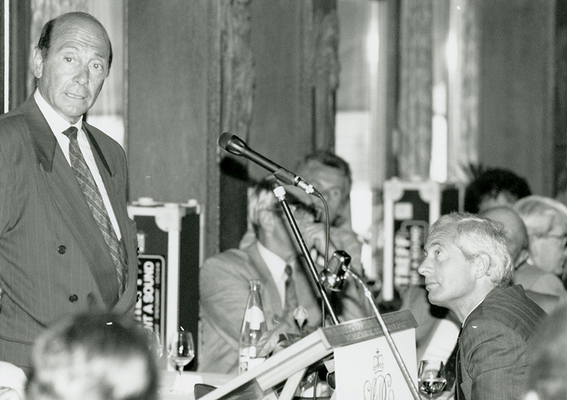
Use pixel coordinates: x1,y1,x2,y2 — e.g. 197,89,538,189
461,293,489,326
34,89,83,134
257,241,288,279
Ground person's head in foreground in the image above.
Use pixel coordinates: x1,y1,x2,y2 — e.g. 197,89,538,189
26,312,159,400
418,212,514,321
523,303,567,400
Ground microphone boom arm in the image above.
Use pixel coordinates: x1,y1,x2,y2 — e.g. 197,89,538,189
272,185,340,326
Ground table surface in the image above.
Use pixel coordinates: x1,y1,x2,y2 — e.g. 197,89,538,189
158,370,455,400
159,370,234,400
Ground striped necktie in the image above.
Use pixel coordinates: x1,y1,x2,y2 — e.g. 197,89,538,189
63,126,127,297
284,265,299,313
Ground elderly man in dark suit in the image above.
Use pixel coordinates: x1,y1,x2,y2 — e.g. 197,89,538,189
418,212,546,400
0,12,138,372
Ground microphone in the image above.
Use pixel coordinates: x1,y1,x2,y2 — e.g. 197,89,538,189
320,250,351,292
218,132,319,195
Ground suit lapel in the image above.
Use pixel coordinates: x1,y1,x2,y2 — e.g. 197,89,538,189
24,98,119,309
247,244,285,314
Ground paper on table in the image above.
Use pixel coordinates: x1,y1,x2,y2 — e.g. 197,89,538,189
171,373,204,394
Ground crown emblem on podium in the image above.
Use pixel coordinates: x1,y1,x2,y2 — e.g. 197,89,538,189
373,349,384,373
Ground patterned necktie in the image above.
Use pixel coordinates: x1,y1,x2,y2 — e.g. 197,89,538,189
444,340,459,390
451,329,465,400
284,265,299,313
63,126,127,297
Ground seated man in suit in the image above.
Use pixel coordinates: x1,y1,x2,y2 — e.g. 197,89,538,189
480,205,567,313
522,303,567,400
240,151,371,281
418,212,547,400
26,312,159,400
199,176,369,374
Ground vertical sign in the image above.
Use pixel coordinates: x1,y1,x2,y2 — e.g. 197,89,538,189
135,254,166,340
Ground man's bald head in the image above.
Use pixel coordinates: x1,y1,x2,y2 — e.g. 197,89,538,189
480,206,529,267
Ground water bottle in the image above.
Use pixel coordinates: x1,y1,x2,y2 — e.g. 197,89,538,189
238,280,267,374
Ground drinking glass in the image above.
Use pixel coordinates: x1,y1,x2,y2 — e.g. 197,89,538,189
418,360,447,399
167,331,195,376
144,328,163,358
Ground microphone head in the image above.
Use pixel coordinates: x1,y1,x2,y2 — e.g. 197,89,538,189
218,132,248,156
320,250,351,292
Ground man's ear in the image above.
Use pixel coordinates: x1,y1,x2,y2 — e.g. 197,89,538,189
472,253,491,279
514,248,530,269
33,47,43,79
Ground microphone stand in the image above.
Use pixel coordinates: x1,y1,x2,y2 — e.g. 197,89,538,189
272,181,418,399
341,266,421,400
271,184,340,326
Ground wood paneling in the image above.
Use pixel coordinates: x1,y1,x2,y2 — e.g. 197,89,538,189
126,0,221,256
478,0,555,195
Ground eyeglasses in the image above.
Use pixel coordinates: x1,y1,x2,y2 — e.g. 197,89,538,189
530,233,567,249
265,203,323,223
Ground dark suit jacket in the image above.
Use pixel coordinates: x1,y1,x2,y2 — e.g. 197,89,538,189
458,285,547,400
0,96,138,370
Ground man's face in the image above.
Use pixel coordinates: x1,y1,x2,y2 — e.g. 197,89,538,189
529,225,567,276
294,161,349,226
418,227,476,309
34,17,110,124
264,195,319,259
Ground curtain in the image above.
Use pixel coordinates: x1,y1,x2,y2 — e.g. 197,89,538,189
396,0,433,180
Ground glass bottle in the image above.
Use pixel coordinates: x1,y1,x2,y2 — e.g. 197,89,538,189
238,280,267,374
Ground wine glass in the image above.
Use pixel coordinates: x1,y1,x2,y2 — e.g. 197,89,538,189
418,360,447,399
167,331,195,376
144,328,163,358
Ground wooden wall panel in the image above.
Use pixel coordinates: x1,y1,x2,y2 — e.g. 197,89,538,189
247,0,315,181
126,0,212,205
478,0,555,195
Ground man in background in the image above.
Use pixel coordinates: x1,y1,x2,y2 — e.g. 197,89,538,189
199,176,369,374
514,195,567,288
0,12,138,371
418,212,546,400
280,151,370,279
464,167,531,214
480,205,567,312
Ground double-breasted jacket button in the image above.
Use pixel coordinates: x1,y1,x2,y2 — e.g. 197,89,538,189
69,294,78,303
57,245,66,254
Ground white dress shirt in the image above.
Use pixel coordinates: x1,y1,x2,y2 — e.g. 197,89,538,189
34,89,122,239
257,241,292,307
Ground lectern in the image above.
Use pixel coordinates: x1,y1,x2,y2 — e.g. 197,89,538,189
199,309,418,400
